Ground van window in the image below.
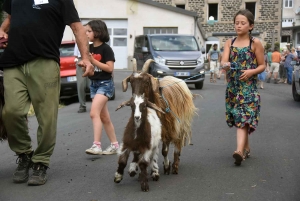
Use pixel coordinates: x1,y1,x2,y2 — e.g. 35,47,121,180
149,35,198,51
134,37,144,49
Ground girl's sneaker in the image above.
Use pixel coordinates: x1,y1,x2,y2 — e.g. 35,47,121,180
102,144,118,155
85,144,102,155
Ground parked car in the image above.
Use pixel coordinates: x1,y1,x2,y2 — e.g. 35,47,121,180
292,61,300,101
133,34,205,89
59,41,115,100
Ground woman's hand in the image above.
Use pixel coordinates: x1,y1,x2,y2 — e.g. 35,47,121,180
221,62,231,71
240,70,254,81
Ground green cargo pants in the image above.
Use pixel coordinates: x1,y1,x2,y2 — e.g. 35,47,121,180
2,58,60,166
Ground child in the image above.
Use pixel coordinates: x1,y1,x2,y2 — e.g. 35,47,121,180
221,9,265,166
85,20,119,155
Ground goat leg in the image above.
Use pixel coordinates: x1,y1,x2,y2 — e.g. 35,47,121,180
162,142,171,175
128,152,139,177
114,148,130,183
138,160,149,192
172,145,181,175
150,146,160,181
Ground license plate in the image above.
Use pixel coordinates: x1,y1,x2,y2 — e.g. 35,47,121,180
67,76,77,82
175,72,190,76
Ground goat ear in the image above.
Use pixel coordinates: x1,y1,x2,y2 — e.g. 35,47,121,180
146,100,165,114
115,100,131,111
122,76,131,92
150,76,160,93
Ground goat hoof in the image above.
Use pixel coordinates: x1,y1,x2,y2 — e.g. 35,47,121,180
129,171,137,177
141,182,149,192
171,165,179,174
114,172,123,183
114,177,122,183
163,161,171,175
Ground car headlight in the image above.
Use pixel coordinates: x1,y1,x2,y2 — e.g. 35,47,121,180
200,70,205,74
154,56,166,65
197,56,204,64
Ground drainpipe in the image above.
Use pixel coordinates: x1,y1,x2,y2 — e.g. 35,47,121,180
280,0,283,43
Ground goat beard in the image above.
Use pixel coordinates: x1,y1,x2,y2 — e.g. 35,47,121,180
0,76,7,141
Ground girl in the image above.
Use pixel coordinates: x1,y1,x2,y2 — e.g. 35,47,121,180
85,20,119,155
221,9,265,166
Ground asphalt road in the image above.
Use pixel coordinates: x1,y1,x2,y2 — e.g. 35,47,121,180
0,71,299,201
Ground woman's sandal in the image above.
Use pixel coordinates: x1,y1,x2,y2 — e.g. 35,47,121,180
244,149,251,158
233,151,245,166
210,78,213,83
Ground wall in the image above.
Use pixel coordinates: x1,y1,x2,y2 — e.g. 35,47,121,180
154,0,282,46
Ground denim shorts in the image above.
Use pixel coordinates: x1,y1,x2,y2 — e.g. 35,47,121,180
90,78,114,99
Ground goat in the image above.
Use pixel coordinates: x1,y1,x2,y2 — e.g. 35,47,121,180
122,59,197,175
0,71,7,141
114,93,165,192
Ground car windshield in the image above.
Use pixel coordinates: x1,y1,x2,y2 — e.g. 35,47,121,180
59,44,75,57
150,35,198,51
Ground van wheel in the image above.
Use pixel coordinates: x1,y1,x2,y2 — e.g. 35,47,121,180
195,81,203,89
292,81,300,102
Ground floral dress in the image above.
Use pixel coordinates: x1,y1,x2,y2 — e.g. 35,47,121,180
225,37,260,134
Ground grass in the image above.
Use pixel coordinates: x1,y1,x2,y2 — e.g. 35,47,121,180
27,104,64,116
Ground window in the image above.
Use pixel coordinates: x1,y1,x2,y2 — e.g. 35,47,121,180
245,2,256,18
208,4,218,21
176,4,185,9
297,32,300,44
281,35,290,43
284,0,293,8
143,27,178,34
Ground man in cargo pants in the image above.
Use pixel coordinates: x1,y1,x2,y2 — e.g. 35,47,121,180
0,0,93,186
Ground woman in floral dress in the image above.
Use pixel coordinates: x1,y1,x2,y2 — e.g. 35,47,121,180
221,9,265,166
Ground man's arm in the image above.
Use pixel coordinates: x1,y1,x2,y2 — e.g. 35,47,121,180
69,22,93,77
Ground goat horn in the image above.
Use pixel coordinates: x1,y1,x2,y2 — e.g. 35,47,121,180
122,76,131,92
141,59,154,73
146,100,165,114
115,100,131,111
132,58,137,72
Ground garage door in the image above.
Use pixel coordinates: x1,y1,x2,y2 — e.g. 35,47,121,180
81,19,128,69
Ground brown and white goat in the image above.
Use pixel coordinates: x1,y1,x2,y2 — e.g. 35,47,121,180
114,93,165,192
0,72,7,141
122,59,197,175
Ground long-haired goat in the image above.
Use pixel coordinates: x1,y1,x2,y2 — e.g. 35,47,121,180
0,71,7,141
114,93,165,192
122,59,197,175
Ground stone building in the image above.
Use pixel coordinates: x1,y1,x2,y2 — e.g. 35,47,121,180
153,0,282,50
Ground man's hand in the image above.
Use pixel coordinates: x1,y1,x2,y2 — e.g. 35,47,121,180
78,59,94,77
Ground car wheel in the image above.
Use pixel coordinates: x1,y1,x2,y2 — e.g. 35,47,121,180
292,81,300,102
195,81,204,89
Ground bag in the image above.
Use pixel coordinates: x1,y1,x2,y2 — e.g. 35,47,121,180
290,60,296,65
258,71,266,81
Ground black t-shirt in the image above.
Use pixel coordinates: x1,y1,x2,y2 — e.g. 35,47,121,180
89,43,115,80
0,0,80,69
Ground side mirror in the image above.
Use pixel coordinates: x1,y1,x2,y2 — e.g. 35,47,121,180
201,47,205,54
142,47,149,53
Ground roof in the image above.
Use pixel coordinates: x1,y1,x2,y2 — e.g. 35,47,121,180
136,0,198,17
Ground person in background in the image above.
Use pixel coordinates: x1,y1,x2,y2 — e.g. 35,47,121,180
74,42,90,113
267,48,272,70
284,49,297,85
221,9,265,166
266,47,281,84
84,20,119,155
0,0,94,185
208,44,221,83
217,47,227,84
278,49,287,83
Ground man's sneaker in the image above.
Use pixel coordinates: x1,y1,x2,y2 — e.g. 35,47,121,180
266,78,271,83
78,107,86,113
274,79,278,84
27,163,48,186
13,151,34,183
102,144,119,155
85,144,102,155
